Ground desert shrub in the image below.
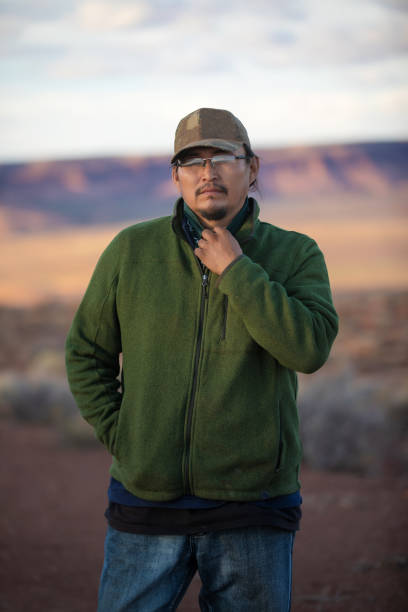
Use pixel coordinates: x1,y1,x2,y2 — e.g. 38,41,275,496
55,411,98,447
381,390,408,475
0,372,66,424
298,367,403,475
0,302,75,371
28,349,67,379
0,371,97,445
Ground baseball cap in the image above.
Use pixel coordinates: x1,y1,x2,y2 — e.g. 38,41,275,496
171,108,252,163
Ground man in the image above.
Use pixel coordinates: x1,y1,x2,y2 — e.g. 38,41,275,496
65,107,338,611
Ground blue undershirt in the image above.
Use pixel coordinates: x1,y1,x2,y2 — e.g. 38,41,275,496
109,477,301,509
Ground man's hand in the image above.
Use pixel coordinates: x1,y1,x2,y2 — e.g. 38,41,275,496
194,227,243,276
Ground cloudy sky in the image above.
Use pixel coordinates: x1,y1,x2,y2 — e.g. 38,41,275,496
1,0,407,162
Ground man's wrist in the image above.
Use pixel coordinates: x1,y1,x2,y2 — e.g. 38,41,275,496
217,254,246,284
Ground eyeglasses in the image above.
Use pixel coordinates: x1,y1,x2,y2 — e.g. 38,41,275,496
173,154,248,170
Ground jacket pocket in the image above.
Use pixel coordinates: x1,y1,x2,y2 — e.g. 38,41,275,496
111,402,124,461
219,295,228,342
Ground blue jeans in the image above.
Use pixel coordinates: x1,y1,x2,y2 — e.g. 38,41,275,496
97,525,295,611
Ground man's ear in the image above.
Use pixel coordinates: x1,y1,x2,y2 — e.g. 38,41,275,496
249,155,260,185
171,166,180,190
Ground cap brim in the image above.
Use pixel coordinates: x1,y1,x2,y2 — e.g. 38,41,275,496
171,139,241,164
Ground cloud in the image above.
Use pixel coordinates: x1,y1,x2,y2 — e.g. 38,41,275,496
2,0,408,76
374,0,408,12
0,0,77,21
0,0,407,160
76,1,151,30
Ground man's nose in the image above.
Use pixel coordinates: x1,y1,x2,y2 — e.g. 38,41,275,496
200,159,218,179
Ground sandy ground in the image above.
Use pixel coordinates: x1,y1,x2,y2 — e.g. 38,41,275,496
1,420,407,612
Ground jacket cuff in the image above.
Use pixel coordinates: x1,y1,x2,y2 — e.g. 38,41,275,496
216,254,255,291
215,254,246,288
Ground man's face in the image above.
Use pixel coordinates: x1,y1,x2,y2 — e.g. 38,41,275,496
172,146,259,228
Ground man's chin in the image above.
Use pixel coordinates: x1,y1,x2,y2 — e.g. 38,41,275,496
199,207,227,222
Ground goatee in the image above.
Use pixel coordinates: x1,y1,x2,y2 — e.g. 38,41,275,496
199,208,227,221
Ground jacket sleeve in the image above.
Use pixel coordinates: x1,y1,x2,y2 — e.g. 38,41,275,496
216,236,338,373
65,239,122,453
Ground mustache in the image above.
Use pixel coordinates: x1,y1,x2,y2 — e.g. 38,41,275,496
196,183,228,197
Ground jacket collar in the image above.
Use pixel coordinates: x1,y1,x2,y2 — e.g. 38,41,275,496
171,197,260,245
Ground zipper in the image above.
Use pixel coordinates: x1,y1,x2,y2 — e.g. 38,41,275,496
183,265,209,494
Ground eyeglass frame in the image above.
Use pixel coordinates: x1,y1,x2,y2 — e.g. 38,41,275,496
172,154,249,169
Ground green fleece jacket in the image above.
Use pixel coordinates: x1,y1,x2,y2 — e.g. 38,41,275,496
65,198,338,501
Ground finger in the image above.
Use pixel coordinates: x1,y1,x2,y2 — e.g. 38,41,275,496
201,229,215,240
212,226,228,236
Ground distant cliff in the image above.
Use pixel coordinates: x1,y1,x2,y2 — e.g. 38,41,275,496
0,141,407,232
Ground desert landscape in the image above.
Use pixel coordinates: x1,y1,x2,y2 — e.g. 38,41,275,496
1,141,407,610
1,142,407,304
